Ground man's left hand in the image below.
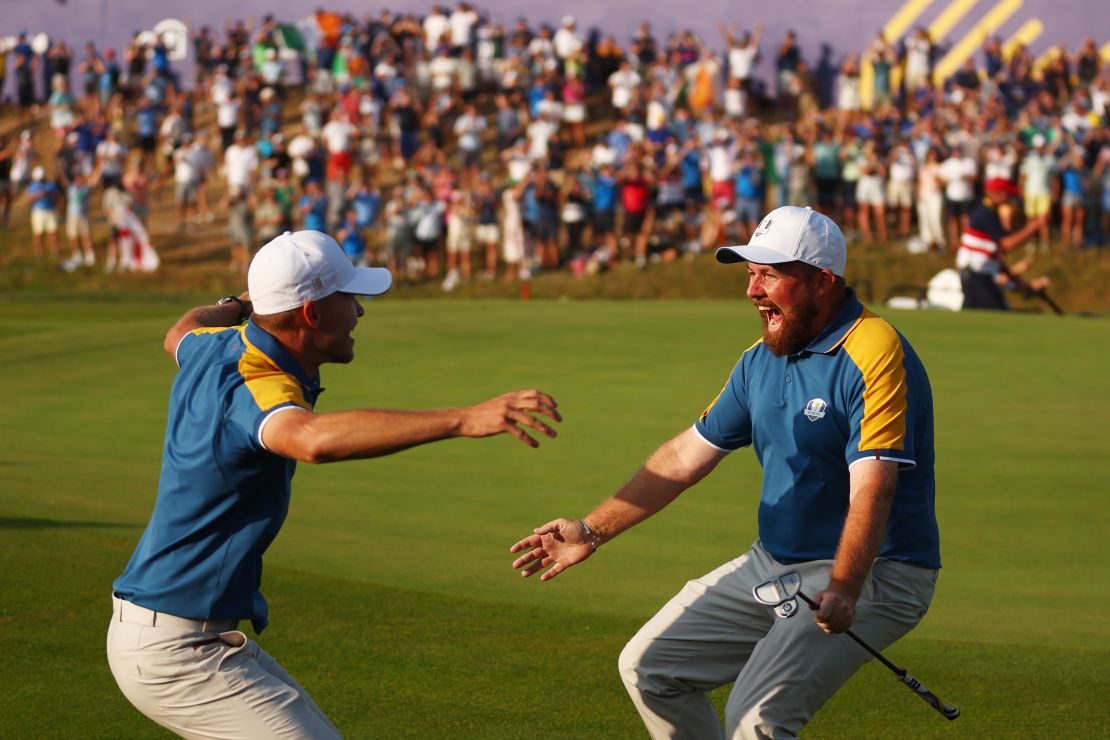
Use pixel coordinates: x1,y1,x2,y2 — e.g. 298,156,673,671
809,587,856,634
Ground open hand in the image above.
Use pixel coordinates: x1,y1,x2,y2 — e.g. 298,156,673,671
510,518,594,580
462,389,561,447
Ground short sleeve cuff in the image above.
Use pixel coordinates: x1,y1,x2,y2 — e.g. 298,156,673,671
692,422,738,453
256,404,305,450
848,448,916,470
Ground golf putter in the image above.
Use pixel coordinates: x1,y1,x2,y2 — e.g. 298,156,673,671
752,570,960,721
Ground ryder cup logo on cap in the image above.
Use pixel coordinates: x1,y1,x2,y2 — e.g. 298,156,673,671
715,206,847,277
248,230,393,315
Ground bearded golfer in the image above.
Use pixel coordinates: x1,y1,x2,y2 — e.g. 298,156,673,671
512,206,940,738
109,230,561,738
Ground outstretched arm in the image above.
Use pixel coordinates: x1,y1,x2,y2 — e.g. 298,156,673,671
262,389,561,462
510,426,728,581
809,458,898,633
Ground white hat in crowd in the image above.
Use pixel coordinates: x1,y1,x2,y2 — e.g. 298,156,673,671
248,230,393,315
716,206,847,277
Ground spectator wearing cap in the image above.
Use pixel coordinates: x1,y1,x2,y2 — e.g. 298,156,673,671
27,166,61,259
554,16,583,70
1019,135,1055,249
956,178,1047,309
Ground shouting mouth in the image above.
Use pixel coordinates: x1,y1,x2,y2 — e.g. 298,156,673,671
758,305,784,333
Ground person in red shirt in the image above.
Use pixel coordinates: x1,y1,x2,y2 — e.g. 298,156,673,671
620,160,655,268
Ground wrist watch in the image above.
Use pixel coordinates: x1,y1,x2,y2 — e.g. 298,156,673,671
217,295,250,324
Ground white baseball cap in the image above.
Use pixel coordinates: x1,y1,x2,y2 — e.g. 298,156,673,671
248,230,392,315
716,206,846,277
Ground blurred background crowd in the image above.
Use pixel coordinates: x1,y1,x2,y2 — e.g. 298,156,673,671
2,4,1108,290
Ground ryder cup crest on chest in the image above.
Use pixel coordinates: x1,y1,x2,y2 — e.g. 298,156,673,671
803,398,828,422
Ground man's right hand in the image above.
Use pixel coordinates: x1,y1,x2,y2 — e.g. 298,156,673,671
460,389,561,447
510,518,595,581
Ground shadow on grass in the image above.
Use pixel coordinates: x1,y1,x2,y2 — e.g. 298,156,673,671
0,517,140,530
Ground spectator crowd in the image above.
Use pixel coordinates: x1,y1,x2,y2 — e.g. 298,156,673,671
2,5,1108,289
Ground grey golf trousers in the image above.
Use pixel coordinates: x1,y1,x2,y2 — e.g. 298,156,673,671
618,541,937,739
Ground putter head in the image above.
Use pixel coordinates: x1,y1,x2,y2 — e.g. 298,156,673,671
752,570,803,619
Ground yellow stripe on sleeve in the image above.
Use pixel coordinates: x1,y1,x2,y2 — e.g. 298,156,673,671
840,312,908,453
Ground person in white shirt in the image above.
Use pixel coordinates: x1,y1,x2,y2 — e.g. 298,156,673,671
939,148,978,248
216,91,242,152
591,136,617,170
224,130,259,197
429,50,458,92
886,144,916,239
904,28,932,92
527,26,555,65
448,2,478,51
609,61,641,114
453,103,487,180
720,21,763,94
423,5,450,50
95,130,128,191
321,109,356,182
553,16,583,63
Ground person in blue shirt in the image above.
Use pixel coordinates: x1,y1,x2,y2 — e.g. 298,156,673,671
135,98,161,169
299,179,329,231
347,176,382,233
27,166,61,258
679,138,705,204
108,230,562,738
588,163,619,260
512,206,942,739
336,208,367,265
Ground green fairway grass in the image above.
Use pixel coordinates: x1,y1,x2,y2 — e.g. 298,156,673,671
1,296,1108,738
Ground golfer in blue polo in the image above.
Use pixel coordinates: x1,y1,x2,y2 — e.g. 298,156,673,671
512,206,941,739
109,230,561,738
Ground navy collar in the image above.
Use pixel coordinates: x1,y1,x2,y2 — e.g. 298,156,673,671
800,288,866,356
244,320,322,395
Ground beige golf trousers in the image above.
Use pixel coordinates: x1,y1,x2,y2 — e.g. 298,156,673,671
107,596,341,739
618,541,937,739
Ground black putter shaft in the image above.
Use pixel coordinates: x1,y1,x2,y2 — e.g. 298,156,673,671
794,590,961,721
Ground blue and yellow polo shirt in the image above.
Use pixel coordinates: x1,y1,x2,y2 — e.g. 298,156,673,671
113,320,322,633
694,290,940,569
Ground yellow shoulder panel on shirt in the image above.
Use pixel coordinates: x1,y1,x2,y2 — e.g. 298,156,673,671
699,337,763,422
840,309,907,452
237,328,311,412
192,326,237,336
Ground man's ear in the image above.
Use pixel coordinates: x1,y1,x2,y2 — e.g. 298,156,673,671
300,300,320,328
817,270,839,296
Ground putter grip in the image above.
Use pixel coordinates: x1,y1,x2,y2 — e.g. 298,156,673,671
897,670,960,720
